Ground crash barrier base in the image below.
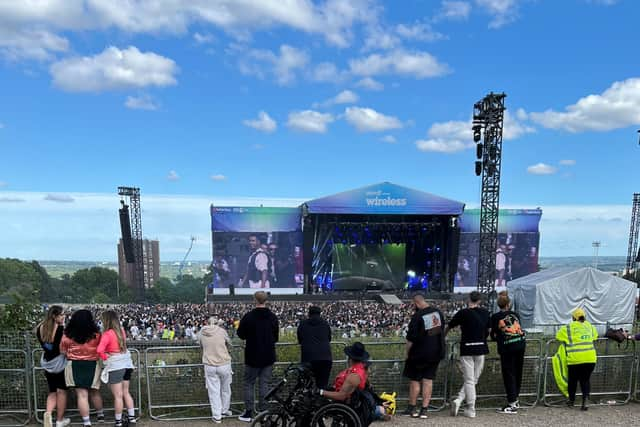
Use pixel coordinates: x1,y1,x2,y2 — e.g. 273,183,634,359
448,339,543,410
543,338,636,407
0,349,30,427
31,349,142,424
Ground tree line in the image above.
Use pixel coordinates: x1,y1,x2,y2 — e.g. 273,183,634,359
0,258,212,305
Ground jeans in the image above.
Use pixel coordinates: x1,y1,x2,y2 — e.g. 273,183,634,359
500,349,525,404
243,364,273,413
455,355,485,411
204,364,233,420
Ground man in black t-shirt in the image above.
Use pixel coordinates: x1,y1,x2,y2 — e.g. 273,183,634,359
402,293,446,419
445,291,490,418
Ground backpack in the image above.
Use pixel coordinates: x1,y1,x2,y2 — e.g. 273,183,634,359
348,387,377,426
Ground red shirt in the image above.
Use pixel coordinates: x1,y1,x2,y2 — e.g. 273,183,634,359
97,329,126,361
333,362,367,392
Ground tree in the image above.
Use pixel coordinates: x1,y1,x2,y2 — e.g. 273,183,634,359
0,258,46,299
0,292,41,331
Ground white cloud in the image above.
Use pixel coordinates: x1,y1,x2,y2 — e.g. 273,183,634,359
529,77,640,132
559,159,576,166
0,197,25,203
124,94,161,111
309,62,347,83
243,111,277,133
395,23,445,42
381,135,397,144
349,50,450,79
527,163,557,175
50,46,178,92
210,174,227,181
0,28,69,61
167,170,180,181
362,26,400,51
438,1,472,20
314,90,359,108
193,32,215,44
344,107,403,132
0,181,7,187
475,0,519,28
355,77,384,91
287,110,334,133
415,110,534,153
0,1,378,52
44,194,75,203
239,44,309,85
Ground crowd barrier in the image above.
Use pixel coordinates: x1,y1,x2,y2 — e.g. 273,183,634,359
2,334,640,423
542,338,636,407
0,349,30,427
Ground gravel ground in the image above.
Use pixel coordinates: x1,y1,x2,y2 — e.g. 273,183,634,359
41,403,635,427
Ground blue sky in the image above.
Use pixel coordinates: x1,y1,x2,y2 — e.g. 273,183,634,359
0,0,639,260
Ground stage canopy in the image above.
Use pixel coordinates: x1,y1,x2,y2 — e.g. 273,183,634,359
508,267,636,333
304,182,465,215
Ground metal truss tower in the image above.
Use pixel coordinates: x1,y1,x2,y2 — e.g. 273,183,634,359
626,193,640,275
472,93,506,300
118,186,144,302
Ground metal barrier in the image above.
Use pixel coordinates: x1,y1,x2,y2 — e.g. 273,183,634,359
0,349,31,427
32,349,142,424
144,342,349,421
542,338,635,406
364,341,448,411
447,339,543,409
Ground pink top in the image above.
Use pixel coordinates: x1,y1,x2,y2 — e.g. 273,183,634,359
97,329,126,361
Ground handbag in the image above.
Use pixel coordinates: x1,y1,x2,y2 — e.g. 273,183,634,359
40,353,67,374
605,328,627,343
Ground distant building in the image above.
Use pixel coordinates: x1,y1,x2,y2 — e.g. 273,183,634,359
118,239,160,288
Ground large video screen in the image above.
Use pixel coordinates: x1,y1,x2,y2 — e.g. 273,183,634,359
210,207,303,295
455,209,542,291
331,244,406,291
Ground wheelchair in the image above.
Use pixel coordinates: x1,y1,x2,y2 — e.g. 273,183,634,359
251,364,362,427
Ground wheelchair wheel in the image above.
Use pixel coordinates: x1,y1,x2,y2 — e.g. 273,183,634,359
310,403,361,427
250,409,289,427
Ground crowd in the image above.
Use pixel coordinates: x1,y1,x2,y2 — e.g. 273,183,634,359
37,291,617,426
76,300,467,342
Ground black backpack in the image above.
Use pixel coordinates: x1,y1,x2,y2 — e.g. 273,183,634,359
348,386,377,426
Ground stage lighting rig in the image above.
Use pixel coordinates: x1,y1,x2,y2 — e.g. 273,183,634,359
471,92,506,302
118,186,145,302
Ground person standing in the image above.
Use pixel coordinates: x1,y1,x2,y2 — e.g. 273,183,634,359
402,293,446,419
36,306,70,427
297,306,332,388
555,308,598,411
198,316,233,424
97,310,136,427
236,291,279,422
240,235,271,289
445,291,490,418
490,291,526,414
60,310,104,427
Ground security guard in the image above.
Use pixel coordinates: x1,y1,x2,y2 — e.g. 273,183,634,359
555,308,598,410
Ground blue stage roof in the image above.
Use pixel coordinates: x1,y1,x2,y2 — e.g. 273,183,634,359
304,182,465,215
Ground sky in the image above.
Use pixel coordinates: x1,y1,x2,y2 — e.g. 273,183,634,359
0,0,639,261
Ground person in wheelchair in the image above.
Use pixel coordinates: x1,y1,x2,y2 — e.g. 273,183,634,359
317,342,391,424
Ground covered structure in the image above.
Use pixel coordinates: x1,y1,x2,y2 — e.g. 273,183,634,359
302,182,465,293
508,267,636,333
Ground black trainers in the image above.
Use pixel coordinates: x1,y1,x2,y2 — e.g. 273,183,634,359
401,405,415,417
238,410,252,423
418,407,428,419
497,405,518,414
96,414,105,423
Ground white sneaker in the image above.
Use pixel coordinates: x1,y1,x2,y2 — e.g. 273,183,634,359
450,398,461,417
222,410,233,417
44,412,53,427
463,409,476,418
56,418,71,427
212,418,222,424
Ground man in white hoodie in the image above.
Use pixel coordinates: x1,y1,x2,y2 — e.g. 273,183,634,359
199,317,233,424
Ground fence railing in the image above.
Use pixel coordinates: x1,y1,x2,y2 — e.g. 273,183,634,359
2,334,640,423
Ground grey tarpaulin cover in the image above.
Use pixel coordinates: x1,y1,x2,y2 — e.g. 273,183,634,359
507,267,636,333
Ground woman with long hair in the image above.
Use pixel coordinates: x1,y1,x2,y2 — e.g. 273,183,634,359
36,306,70,427
60,310,104,426
97,310,136,427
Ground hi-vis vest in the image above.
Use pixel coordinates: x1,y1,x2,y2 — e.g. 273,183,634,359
555,321,598,365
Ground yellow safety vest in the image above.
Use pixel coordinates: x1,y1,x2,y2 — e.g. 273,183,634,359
555,321,598,365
